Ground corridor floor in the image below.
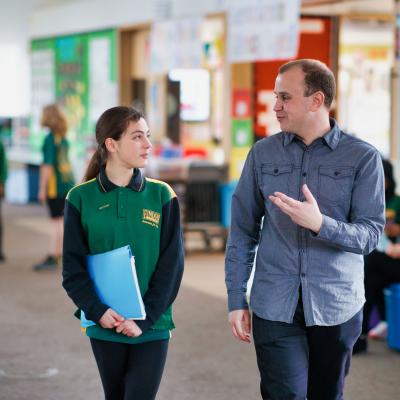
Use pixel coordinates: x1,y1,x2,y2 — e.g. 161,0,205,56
0,203,399,400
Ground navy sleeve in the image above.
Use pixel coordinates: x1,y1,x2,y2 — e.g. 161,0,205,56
135,196,184,333
62,199,108,322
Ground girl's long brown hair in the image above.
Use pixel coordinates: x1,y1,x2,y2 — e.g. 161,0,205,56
41,104,68,137
83,106,144,182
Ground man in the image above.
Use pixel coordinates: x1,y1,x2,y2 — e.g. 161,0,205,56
225,59,384,400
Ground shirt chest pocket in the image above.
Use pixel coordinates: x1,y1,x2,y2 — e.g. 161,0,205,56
318,166,354,205
260,164,293,197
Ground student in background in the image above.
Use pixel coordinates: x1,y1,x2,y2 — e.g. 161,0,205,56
0,139,7,262
33,104,75,271
62,106,184,400
353,159,400,353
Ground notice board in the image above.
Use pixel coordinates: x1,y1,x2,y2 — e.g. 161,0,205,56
30,29,117,158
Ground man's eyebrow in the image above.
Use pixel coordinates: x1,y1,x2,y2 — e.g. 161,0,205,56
274,91,290,96
129,129,150,135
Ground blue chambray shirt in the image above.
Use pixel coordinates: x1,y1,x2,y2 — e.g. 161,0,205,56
225,119,385,326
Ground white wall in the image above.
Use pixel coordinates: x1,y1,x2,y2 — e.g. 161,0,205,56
0,0,39,117
0,0,226,117
29,0,227,39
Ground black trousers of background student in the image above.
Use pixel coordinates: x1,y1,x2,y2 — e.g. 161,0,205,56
253,299,362,400
90,338,169,400
362,250,400,335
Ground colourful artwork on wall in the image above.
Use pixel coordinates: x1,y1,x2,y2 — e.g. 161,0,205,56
232,119,253,147
232,89,252,119
31,29,117,158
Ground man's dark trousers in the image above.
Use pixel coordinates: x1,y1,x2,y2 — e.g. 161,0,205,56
252,300,362,400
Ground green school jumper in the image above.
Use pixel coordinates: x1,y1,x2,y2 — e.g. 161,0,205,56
0,140,7,187
386,195,400,225
42,132,74,199
62,167,184,344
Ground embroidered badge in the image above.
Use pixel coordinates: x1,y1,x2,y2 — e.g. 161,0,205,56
142,208,160,228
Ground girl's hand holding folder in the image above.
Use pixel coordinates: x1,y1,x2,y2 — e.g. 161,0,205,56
115,320,143,337
99,308,125,329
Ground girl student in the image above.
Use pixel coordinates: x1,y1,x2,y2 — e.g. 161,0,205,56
34,104,75,271
62,106,184,400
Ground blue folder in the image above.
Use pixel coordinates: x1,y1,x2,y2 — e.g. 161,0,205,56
81,245,146,328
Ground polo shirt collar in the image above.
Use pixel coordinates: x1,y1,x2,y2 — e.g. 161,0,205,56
282,118,341,150
97,167,145,192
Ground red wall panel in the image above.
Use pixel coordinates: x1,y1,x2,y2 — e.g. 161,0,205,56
254,17,332,138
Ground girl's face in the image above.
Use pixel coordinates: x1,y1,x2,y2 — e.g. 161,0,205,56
109,118,152,169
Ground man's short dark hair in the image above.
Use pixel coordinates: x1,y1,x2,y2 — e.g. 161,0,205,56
279,59,336,109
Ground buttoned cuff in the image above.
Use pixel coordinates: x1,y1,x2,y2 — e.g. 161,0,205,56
227,291,249,312
314,214,338,241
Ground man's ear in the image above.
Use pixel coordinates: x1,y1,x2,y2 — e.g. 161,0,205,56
310,91,325,111
104,138,116,153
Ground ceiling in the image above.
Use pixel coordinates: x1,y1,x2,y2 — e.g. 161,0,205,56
301,0,394,15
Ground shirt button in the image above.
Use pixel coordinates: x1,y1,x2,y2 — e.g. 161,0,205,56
301,273,306,277
302,172,307,177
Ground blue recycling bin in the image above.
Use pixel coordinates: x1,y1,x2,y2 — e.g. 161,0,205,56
219,181,237,228
384,284,400,351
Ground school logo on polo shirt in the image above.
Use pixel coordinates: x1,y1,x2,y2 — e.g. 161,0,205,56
142,208,160,228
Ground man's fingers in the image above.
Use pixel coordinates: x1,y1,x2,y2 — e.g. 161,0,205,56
232,321,243,339
269,195,293,215
231,320,250,342
243,311,252,334
302,184,315,202
273,192,299,207
231,324,239,339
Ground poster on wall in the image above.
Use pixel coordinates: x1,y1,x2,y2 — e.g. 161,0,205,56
31,40,56,150
55,35,88,145
31,29,118,159
232,119,252,147
338,19,393,157
227,0,301,63
150,17,203,74
232,89,252,119
168,68,210,121
88,30,118,132
229,147,251,181
257,90,281,136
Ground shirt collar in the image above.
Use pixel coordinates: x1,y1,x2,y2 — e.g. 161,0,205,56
282,118,341,150
97,167,145,192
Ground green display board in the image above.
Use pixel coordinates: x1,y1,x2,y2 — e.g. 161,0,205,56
231,119,253,148
31,29,117,159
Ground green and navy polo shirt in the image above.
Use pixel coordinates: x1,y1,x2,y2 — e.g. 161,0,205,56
42,132,74,199
62,167,184,344
387,195,400,224
0,140,7,185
